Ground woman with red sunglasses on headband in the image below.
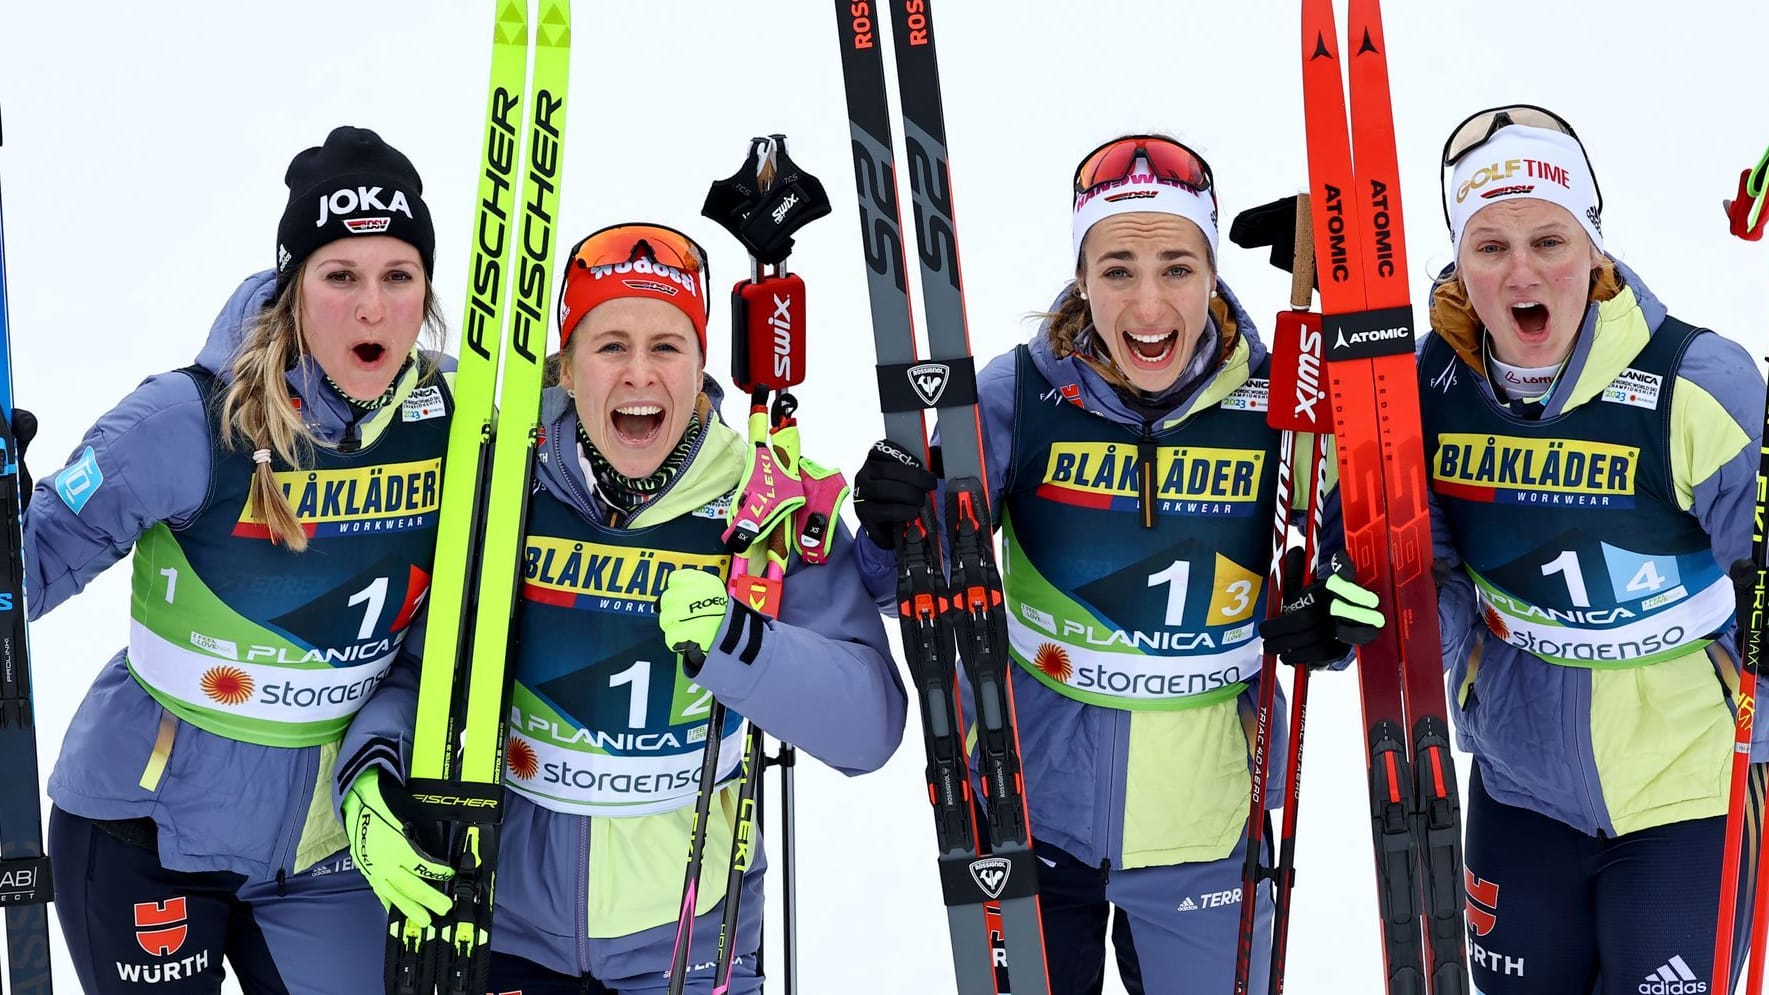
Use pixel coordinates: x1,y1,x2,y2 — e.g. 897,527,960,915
338,222,905,994
852,134,1382,994
1419,106,1766,995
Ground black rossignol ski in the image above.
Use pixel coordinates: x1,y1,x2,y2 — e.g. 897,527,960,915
388,4,570,994
1299,1,1467,992
831,3,1050,993
0,104,55,995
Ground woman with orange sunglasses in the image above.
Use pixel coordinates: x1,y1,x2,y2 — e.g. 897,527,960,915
339,222,905,994
852,134,1380,994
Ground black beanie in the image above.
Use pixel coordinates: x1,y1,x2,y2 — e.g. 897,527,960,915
274,126,435,295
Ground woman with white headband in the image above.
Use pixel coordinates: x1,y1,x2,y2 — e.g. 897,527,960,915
1421,105,1765,994
849,134,1384,993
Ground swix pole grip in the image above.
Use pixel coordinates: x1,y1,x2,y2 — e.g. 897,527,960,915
730,273,806,393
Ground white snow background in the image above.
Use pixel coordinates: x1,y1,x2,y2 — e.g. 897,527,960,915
0,1,1760,992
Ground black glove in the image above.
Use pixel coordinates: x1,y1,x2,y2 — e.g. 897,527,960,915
1257,549,1384,667
852,439,937,550
10,409,34,512
1228,194,1317,291
1732,558,1759,660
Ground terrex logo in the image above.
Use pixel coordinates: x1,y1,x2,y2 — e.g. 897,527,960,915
315,185,413,227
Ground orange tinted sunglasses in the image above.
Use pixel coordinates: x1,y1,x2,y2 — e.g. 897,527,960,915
1073,135,1215,202
566,223,709,282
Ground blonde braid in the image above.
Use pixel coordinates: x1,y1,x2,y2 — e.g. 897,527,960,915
219,278,314,550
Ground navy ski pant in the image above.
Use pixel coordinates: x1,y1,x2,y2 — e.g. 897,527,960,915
1029,831,1272,995
1464,764,1758,995
49,806,387,994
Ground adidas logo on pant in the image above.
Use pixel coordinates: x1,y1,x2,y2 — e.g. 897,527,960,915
1639,955,1707,994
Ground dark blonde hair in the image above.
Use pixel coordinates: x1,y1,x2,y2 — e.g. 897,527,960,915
219,267,444,551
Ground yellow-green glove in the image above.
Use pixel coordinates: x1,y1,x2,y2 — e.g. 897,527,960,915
342,769,454,928
658,567,730,663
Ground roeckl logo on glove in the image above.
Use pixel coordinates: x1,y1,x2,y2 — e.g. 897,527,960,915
687,597,725,613
315,186,414,227
873,440,917,466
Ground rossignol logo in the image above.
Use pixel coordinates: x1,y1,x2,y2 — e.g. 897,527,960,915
1640,956,1706,993
967,856,1011,900
1455,158,1575,204
908,362,951,406
771,192,799,224
589,256,700,300
769,292,794,380
315,185,414,228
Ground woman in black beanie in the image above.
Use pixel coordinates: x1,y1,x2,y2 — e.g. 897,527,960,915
21,125,453,993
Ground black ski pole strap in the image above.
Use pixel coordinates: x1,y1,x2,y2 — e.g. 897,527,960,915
876,357,979,413
702,136,833,265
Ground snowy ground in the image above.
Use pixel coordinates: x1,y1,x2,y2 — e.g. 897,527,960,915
0,1,1759,991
